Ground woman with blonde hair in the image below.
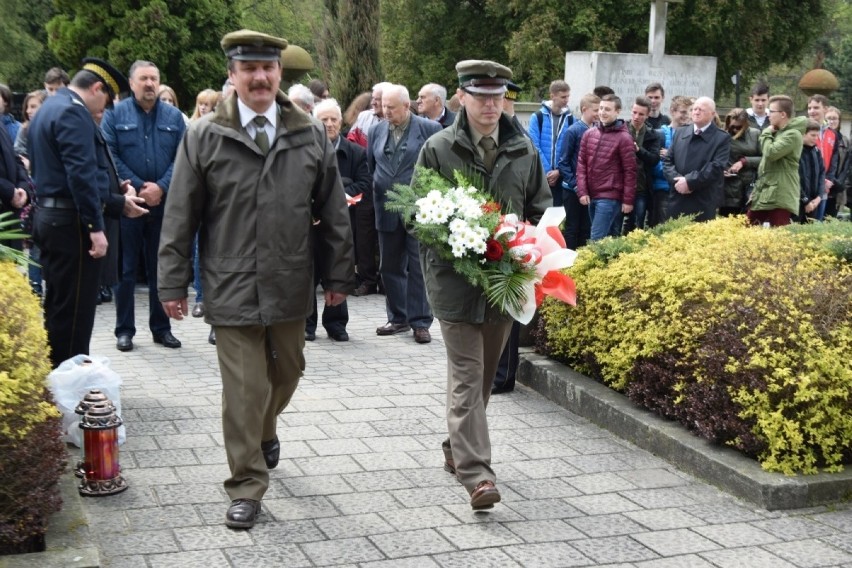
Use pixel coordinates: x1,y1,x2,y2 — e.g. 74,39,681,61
158,85,190,125
13,90,47,165
191,88,221,120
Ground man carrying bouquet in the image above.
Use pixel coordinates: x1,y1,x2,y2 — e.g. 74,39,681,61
415,60,551,510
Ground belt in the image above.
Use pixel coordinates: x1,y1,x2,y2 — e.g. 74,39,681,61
39,197,77,210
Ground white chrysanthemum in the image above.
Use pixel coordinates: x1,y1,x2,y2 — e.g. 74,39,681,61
448,218,467,233
433,208,450,224
451,242,466,257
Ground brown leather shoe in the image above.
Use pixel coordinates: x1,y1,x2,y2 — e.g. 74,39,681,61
413,328,431,344
376,321,411,335
225,498,261,529
470,480,501,510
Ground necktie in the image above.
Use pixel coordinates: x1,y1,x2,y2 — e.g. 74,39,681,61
694,128,702,137
253,115,269,155
479,136,497,173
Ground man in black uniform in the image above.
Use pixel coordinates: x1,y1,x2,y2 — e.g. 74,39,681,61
28,58,148,367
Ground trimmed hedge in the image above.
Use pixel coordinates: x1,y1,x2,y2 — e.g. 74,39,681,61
0,261,65,555
541,217,852,475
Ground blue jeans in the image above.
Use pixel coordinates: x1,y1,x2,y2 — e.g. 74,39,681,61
622,194,649,235
114,216,170,338
589,198,622,241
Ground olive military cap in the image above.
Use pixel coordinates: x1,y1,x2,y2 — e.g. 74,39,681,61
221,29,288,61
456,60,512,95
81,57,129,99
505,81,521,101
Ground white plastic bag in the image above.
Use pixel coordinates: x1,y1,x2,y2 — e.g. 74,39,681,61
47,354,126,447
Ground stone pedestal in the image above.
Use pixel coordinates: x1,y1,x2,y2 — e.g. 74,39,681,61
565,51,717,117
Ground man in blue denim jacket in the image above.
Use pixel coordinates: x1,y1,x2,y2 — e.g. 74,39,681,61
102,60,186,352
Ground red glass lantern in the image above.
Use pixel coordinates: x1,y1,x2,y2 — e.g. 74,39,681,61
76,390,128,496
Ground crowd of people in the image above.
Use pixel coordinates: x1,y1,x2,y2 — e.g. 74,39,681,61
0,33,849,528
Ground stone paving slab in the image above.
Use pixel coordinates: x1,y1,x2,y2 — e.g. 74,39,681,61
62,288,852,567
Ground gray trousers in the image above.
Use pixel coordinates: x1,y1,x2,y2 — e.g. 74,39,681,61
439,318,513,493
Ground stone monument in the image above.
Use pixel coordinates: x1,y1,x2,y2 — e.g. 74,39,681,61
565,0,716,115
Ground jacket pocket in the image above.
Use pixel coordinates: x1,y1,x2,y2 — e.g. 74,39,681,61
157,124,181,136
752,180,777,208
115,124,139,146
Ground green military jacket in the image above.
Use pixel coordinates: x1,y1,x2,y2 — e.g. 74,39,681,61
158,91,356,326
414,110,552,324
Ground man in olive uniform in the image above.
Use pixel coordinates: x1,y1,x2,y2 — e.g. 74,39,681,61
28,58,148,368
158,30,355,529
415,61,551,509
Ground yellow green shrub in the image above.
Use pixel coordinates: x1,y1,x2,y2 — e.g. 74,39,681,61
0,262,57,438
541,217,852,474
0,260,65,554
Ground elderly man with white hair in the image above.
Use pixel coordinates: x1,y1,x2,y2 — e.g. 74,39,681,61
287,83,315,113
662,96,731,222
366,84,442,344
305,98,372,340
346,81,391,147
417,82,455,128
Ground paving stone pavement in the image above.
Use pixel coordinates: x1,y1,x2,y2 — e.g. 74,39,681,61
81,288,852,568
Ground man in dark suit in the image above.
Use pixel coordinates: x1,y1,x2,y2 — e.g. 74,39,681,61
307,98,372,341
367,84,442,344
28,58,147,367
417,83,456,128
662,96,731,222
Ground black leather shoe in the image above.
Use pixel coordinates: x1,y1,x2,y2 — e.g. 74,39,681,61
352,284,377,296
153,331,182,348
376,322,411,336
116,335,133,352
261,436,280,469
491,383,515,395
99,285,113,303
328,330,349,342
208,328,216,345
305,331,316,341
225,499,261,529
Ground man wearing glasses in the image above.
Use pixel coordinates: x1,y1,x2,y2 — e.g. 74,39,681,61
662,96,730,222
414,60,551,510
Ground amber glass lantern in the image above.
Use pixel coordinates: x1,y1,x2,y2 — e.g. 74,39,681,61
76,390,128,496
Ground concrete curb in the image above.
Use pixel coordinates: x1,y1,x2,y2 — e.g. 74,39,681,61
0,464,99,568
518,352,852,511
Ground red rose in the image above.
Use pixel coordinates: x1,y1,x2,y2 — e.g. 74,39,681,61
484,239,504,261
481,201,501,214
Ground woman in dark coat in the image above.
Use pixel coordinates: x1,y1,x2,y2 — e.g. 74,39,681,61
720,108,762,216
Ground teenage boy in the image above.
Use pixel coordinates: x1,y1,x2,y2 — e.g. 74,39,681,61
747,82,771,130
797,120,826,222
576,94,636,241
529,80,573,206
644,82,670,129
807,94,839,219
557,93,599,249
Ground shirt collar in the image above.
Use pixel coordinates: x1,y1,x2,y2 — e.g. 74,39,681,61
237,98,277,130
471,123,499,148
